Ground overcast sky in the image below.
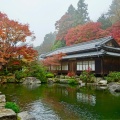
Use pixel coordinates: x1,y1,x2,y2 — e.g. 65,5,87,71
0,0,113,47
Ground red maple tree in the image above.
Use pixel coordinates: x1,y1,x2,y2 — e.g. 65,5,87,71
42,53,66,67
0,12,37,69
65,22,109,46
107,22,120,44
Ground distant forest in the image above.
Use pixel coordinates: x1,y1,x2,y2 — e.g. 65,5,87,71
35,0,120,55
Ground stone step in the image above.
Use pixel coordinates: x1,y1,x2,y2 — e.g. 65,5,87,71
0,103,5,108
18,111,35,120
0,108,17,120
0,95,6,103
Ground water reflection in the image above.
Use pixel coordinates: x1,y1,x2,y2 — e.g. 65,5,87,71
23,84,41,90
77,92,96,106
0,84,120,120
28,100,60,120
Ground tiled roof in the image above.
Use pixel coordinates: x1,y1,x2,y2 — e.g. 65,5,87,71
62,51,104,59
45,36,113,57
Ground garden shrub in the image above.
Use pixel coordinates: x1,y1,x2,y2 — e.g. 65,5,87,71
15,70,27,81
46,72,54,78
28,62,47,83
68,78,78,85
80,70,95,83
60,75,65,79
67,71,75,77
5,102,20,113
105,72,120,82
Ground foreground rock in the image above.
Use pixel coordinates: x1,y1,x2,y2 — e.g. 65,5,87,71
0,95,6,103
0,108,16,120
108,82,120,92
23,77,41,85
18,111,35,120
98,80,107,86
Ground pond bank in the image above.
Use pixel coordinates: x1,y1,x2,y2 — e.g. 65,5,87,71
0,93,16,120
0,83,120,120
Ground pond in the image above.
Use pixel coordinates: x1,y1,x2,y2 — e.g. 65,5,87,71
0,83,120,120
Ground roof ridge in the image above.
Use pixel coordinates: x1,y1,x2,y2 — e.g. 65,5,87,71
43,36,112,57
54,36,112,50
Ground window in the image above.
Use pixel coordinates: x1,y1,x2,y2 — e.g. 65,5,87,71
77,60,95,71
51,66,56,70
83,61,88,70
62,63,68,70
89,61,95,71
77,61,82,70
56,66,61,70
51,66,61,70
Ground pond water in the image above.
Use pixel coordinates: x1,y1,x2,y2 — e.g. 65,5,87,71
0,83,120,120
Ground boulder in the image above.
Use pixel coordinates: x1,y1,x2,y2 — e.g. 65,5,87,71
0,108,16,120
18,111,35,120
59,79,68,84
23,77,41,85
96,86,108,90
0,95,6,103
108,82,120,93
0,103,5,108
98,80,107,86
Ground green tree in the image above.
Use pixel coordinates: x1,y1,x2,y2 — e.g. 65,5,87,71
75,0,90,25
108,0,120,24
97,13,112,29
51,40,66,50
35,32,56,54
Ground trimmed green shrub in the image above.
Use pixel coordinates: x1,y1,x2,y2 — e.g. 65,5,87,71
80,70,95,83
15,70,27,80
5,102,20,113
46,72,54,78
68,79,78,85
105,72,120,82
28,62,47,83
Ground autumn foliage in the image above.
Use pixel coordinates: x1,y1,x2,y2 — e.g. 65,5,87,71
0,12,38,69
42,53,66,67
65,22,110,46
108,22,120,44
55,13,73,40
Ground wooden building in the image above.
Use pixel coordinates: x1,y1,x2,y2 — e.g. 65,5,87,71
41,36,120,76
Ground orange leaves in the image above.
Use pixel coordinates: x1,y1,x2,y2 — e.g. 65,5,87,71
55,13,73,40
65,22,109,46
16,45,38,62
107,22,120,44
42,53,66,67
0,12,37,68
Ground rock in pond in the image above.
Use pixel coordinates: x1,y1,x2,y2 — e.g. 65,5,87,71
98,80,107,86
0,108,16,120
108,82,120,93
18,111,35,120
23,77,41,85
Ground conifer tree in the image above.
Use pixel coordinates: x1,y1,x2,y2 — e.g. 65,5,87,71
75,0,90,25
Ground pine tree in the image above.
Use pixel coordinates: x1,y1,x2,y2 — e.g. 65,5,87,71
75,0,90,25
108,0,120,24
97,13,112,29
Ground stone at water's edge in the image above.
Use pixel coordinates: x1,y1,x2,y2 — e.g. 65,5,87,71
23,77,41,85
0,108,16,120
0,95,6,103
18,111,36,120
98,80,107,85
0,103,5,108
108,82,120,92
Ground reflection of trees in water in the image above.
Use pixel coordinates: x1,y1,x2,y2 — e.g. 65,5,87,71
77,92,96,106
